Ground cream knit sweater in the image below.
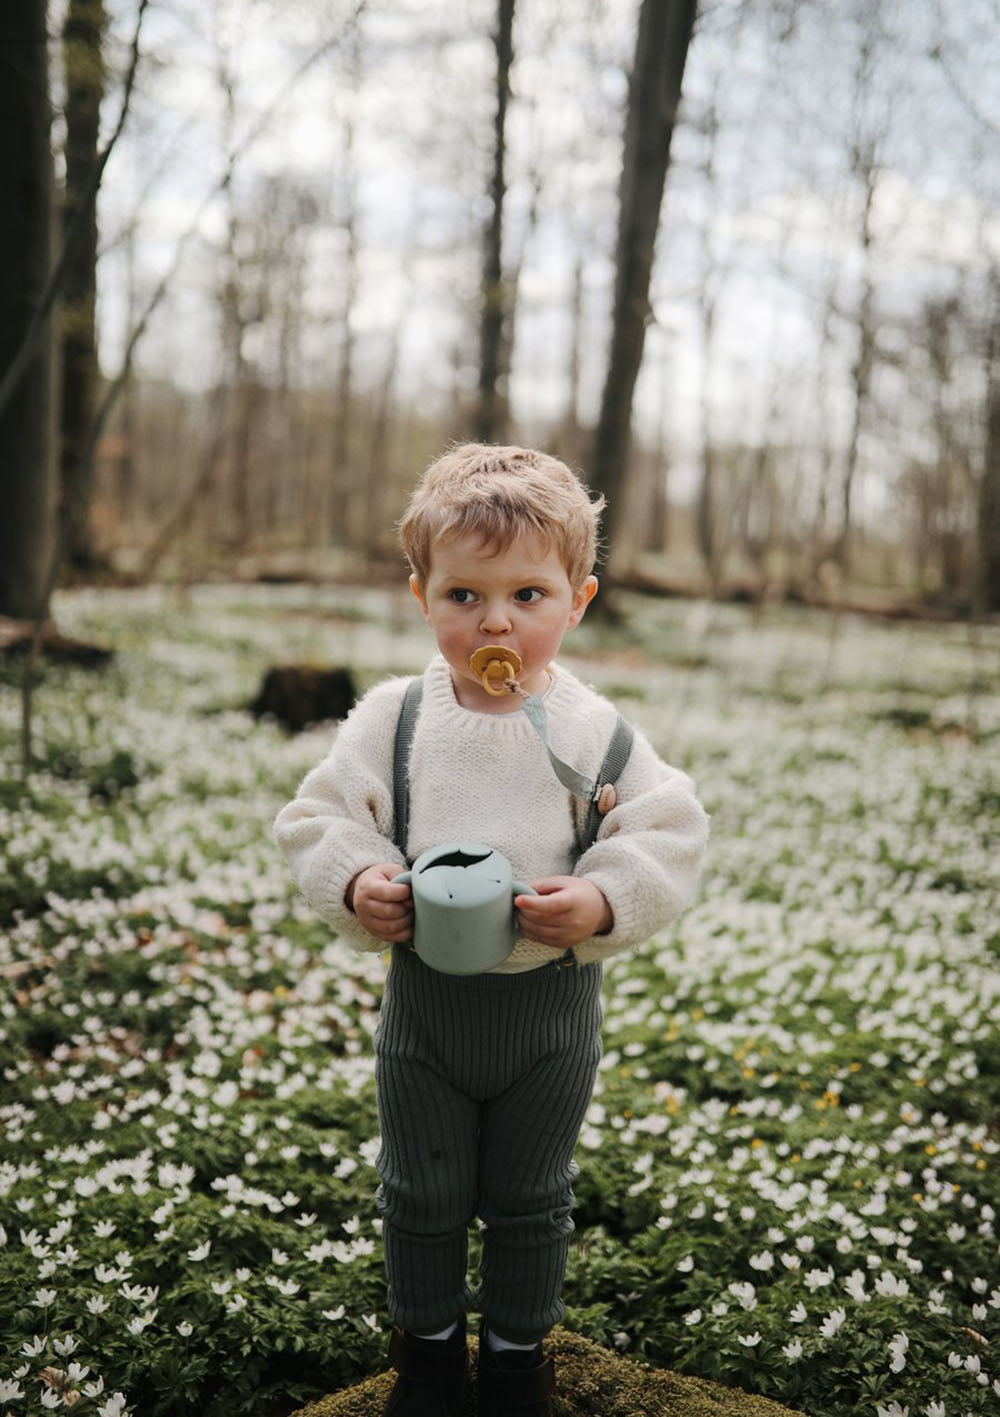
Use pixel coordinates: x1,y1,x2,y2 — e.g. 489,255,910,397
274,654,709,971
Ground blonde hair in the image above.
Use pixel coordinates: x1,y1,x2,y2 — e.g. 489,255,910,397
398,443,604,589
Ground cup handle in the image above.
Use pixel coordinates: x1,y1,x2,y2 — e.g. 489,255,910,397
512,881,537,898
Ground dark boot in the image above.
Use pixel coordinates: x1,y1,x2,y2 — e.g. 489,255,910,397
476,1324,555,1417
383,1320,468,1416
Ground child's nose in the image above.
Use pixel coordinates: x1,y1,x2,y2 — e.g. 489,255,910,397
479,600,512,633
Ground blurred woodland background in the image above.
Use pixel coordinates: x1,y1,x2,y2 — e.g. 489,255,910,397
2,0,1000,623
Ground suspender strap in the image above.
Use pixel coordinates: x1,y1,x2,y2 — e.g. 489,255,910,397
580,714,635,856
392,676,424,859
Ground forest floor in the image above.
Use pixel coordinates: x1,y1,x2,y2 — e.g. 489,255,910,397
0,583,998,1417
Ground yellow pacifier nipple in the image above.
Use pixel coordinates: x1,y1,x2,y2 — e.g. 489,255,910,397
469,645,523,696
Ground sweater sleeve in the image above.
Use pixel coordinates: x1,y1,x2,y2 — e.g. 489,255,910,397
571,725,709,965
272,676,411,953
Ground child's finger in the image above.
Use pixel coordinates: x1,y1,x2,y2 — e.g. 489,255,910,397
527,877,575,896
359,908,412,941
368,899,411,920
515,891,571,916
371,879,412,902
379,923,413,942
519,921,572,947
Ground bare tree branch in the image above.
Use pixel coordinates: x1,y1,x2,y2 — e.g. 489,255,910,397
928,1,1000,138
83,28,345,490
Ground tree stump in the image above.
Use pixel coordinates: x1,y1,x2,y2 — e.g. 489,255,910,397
290,1327,805,1417
0,617,112,665
249,665,357,733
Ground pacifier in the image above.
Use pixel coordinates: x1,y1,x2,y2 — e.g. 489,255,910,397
469,645,523,697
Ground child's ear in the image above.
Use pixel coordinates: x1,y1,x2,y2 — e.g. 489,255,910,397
568,575,599,627
409,573,430,621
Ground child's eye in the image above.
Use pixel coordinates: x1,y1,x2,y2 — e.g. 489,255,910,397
448,588,476,604
514,588,543,603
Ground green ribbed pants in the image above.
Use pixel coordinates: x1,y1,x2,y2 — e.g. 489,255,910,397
373,946,603,1344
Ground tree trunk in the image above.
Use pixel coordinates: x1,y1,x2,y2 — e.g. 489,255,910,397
692,90,721,587
475,0,515,445
560,255,584,463
833,11,884,581
589,0,698,571
0,0,57,620
808,278,839,588
977,306,1000,614
332,180,357,544
330,8,363,543
60,0,106,578
835,153,876,579
113,224,139,533
645,337,672,553
695,271,719,583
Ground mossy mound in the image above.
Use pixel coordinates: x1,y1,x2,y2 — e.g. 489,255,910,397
290,1327,804,1417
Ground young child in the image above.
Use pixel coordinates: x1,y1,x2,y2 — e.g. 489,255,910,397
274,444,709,1417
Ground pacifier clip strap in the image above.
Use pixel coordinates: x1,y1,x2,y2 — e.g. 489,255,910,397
521,692,634,855
471,646,598,800
519,692,598,800
469,645,632,827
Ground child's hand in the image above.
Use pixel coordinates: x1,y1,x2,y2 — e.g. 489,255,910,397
515,876,613,949
347,863,413,943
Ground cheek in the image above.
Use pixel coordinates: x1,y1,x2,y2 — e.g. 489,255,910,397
521,609,569,654
431,617,471,654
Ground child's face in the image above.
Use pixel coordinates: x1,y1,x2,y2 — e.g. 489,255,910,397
410,530,598,710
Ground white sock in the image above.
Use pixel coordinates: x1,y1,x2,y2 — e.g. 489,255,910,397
415,1321,459,1341
486,1327,539,1353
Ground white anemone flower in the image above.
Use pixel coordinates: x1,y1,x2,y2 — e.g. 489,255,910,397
888,1332,909,1372
820,1308,846,1338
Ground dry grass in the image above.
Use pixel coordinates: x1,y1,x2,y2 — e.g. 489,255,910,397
290,1328,804,1417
